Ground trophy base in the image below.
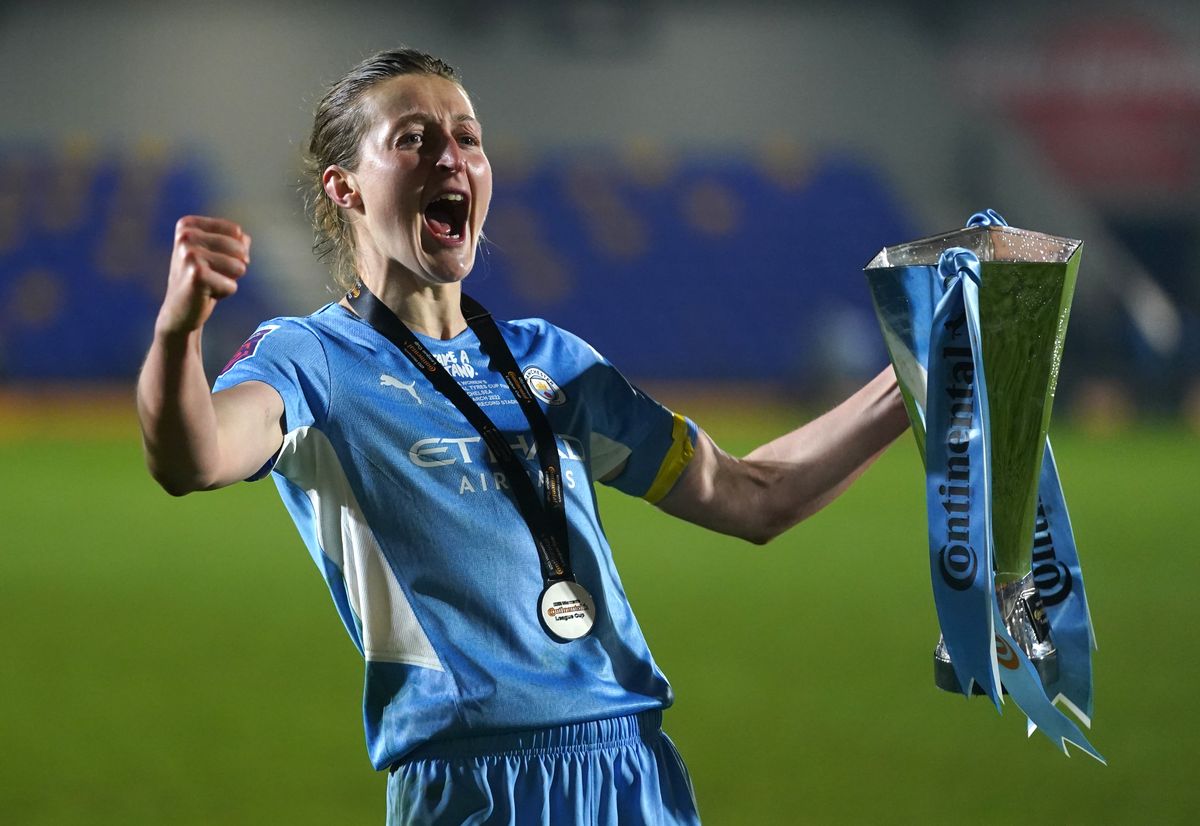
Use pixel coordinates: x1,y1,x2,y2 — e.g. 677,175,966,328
933,572,1059,695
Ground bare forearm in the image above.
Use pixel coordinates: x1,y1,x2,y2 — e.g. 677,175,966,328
137,215,279,495
659,366,910,543
745,366,908,530
137,329,223,495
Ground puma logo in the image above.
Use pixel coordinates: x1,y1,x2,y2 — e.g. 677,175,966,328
380,374,422,404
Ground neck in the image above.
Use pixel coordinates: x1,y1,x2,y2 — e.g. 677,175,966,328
354,271,467,340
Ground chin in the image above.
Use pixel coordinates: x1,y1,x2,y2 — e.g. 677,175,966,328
416,245,478,285
417,259,474,286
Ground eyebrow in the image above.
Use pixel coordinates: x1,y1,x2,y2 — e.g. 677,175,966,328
388,111,480,130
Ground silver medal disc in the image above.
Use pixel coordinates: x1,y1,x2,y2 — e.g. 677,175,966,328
538,580,596,642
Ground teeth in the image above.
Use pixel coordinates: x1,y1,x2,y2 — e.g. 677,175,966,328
432,193,465,203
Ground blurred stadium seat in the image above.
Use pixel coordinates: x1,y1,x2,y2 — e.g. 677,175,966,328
476,148,914,389
0,143,269,382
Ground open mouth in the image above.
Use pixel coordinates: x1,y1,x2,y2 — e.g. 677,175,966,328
423,192,469,242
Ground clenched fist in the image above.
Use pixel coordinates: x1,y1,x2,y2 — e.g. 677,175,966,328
156,215,253,337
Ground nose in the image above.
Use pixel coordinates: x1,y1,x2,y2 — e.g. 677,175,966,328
434,133,465,173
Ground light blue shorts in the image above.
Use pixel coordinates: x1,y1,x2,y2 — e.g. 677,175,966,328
386,710,701,825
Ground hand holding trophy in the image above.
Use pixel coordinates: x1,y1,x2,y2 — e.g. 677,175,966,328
865,211,1102,761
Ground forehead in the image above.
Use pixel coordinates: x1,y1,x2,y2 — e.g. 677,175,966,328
362,74,476,123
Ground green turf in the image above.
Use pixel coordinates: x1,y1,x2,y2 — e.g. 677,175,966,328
3,414,1197,824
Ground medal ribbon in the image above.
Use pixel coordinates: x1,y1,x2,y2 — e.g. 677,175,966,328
924,211,1101,760
347,285,573,588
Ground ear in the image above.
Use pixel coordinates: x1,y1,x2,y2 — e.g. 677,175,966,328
322,165,361,211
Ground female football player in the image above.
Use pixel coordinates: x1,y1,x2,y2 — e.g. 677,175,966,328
137,48,908,825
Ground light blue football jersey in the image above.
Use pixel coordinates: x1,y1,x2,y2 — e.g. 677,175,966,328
213,302,697,770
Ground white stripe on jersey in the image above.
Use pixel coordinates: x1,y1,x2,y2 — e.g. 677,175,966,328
588,432,632,481
277,426,443,670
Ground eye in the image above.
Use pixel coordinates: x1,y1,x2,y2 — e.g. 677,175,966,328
395,132,423,148
458,134,480,147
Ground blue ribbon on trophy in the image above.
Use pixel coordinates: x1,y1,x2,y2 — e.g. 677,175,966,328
924,242,998,700
1032,445,1097,729
866,210,1102,761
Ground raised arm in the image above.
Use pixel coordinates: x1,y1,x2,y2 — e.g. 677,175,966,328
656,366,909,544
137,215,283,496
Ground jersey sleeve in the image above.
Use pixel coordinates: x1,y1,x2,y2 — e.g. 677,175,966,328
556,328,697,503
211,318,330,479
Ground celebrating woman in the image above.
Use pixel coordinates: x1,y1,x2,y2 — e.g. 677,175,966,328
137,48,908,825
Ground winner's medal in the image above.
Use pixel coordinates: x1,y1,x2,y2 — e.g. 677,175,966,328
348,285,595,644
539,580,596,642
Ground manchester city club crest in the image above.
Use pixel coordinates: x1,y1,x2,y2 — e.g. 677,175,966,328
522,366,566,406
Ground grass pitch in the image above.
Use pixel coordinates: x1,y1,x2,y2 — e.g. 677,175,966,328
2,399,1197,824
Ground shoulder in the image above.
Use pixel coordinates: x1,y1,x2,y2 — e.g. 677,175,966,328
243,303,357,349
276,303,350,339
498,317,607,364
218,305,341,378
237,303,340,338
494,317,620,405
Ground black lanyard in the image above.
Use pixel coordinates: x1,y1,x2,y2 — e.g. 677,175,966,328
347,284,573,587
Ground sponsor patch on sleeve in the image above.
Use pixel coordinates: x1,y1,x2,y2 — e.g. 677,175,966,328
220,324,279,376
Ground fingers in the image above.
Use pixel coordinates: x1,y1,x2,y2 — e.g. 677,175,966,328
176,215,252,264
181,228,251,262
179,247,244,295
177,237,248,279
176,214,248,243
172,214,252,285
157,215,253,335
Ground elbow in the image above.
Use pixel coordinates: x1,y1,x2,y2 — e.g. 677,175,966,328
744,530,774,547
725,470,796,546
152,471,201,497
158,477,199,497
738,510,790,546
739,497,817,546
145,459,211,497
141,439,226,496
742,522,784,546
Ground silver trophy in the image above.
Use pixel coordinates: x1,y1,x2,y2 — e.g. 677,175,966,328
865,218,1081,695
